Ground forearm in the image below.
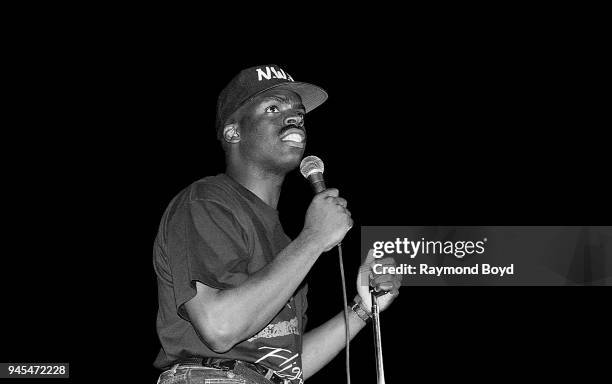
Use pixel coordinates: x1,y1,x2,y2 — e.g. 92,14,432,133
301,305,367,380
208,230,324,344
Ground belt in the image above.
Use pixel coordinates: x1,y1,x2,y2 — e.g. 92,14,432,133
175,357,289,384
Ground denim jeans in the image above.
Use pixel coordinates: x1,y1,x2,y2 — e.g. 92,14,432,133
157,364,255,384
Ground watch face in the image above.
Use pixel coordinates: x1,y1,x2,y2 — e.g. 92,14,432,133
351,302,371,323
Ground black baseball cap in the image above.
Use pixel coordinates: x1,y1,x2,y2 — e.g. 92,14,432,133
216,64,328,135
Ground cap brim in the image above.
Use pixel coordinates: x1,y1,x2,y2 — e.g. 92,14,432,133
254,82,328,114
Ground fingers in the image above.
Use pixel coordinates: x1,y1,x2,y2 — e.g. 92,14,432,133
318,188,339,198
325,196,348,212
358,251,401,297
364,249,376,265
373,277,401,295
316,189,349,211
322,191,351,226
319,189,346,206
371,274,396,288
334,197,348,208
305,187,353,251
370,257,402,294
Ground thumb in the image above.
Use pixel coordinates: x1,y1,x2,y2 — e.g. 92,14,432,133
318,188,339,198
359,249,377,286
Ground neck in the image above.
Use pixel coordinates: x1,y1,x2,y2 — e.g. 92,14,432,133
225,162,285,209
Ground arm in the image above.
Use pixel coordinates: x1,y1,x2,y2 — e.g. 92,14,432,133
301,299,367,380
186,231,323,352
185,188,352,353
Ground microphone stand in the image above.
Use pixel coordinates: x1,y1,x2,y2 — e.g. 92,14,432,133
371,289,387,384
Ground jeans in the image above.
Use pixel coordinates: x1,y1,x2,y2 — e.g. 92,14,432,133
157,364,254,384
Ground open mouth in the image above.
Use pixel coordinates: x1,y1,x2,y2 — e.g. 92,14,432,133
281,133,304,143
280,127,306,147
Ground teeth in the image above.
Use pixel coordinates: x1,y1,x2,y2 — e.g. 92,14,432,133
281,133,303,143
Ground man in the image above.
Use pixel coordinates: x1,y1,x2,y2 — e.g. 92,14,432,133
153,65,400,384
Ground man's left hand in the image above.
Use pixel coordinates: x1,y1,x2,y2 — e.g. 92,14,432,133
356,249,402,313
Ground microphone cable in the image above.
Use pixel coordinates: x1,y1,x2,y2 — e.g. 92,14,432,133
299,155,351,382
337,243,351,384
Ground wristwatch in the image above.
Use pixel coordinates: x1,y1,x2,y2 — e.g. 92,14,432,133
350,296,372,323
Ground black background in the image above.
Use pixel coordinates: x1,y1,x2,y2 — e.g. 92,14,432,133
2,16,609,383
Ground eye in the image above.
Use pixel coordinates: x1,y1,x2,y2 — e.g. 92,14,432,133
265,105,280,113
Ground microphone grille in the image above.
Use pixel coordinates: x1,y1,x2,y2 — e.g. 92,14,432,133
299,155,324,179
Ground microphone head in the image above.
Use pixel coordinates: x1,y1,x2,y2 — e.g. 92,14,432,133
300,155,324,179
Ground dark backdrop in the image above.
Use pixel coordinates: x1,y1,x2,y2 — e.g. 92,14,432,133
134,53,609,382
2,29,609,383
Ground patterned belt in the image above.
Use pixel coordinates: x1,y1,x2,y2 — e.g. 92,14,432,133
175,357,290,384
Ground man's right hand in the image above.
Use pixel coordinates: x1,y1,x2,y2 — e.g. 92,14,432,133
302,188,353,252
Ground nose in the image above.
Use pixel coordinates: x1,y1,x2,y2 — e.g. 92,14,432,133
284,112,304,127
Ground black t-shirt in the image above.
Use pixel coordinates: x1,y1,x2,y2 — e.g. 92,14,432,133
153,174,308,383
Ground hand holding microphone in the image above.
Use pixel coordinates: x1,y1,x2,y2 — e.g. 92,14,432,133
300,156,353,252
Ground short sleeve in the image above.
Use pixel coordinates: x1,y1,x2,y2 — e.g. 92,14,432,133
166,198,251,319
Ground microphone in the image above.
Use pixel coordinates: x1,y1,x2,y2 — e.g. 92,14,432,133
300,155,326,193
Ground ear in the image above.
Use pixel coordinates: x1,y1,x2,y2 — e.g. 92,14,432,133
222,124,241,144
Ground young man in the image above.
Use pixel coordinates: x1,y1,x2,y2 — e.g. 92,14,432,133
153,65,400,384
